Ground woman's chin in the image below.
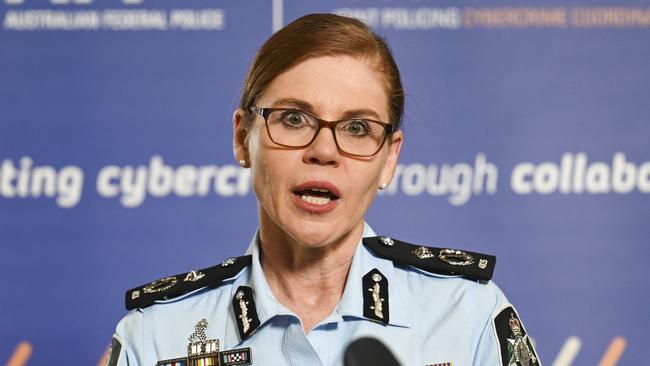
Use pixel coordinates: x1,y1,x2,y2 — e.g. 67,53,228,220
284,218,364,252
260,203,362,250
287,224,337,248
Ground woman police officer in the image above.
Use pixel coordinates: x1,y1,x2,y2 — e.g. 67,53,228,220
107,13,539,366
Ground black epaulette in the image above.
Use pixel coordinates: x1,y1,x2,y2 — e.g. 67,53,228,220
363,236,495,283
125,255,252,310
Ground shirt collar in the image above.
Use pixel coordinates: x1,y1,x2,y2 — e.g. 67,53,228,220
337,224,409,328
226,224,409,345
225,230,293,347
244,230,294,321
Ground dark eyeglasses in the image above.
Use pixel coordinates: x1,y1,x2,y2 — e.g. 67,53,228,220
250,107,394,157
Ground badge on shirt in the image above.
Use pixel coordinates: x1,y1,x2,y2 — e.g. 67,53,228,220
156,318,252,366
493,305,539,366
232,286,261,341
362,268,390,324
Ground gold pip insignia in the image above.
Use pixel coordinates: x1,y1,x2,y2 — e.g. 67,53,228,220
222,257,237,267
184,270,205,282
156,319,252,366
379,236,395,247
413,246,435,259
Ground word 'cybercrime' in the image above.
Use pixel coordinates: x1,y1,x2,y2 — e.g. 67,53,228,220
0,156,249,208
96,156,250,207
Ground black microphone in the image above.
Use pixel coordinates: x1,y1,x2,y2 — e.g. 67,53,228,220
343,337,402,366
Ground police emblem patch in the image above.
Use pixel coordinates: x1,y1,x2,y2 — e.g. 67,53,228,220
493,305,539,366
106,336,122,366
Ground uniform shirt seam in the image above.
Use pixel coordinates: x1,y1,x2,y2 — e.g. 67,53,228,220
141,309,146,366
417,270,425,363
469,281,496,364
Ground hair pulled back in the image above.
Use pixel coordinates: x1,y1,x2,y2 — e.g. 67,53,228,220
240,13,404,131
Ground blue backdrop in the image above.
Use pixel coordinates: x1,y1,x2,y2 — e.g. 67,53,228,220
1,1,649,365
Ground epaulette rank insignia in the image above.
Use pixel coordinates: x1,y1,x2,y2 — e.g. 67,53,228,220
363,236,496,282
125,255,252,310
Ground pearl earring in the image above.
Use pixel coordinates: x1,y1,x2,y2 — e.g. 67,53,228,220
379,182,388,190
238,160,247,167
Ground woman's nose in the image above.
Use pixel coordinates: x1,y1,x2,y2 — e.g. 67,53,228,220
303,127,341,166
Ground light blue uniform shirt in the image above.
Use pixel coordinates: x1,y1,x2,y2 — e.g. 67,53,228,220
112,225,517,366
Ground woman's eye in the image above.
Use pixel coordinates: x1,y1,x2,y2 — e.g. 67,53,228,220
280,111,307,127
344,120,370,136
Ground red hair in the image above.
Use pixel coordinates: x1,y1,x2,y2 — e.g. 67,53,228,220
239,13,404,131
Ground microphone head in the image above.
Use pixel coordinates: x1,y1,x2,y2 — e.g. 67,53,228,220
343,337,401,366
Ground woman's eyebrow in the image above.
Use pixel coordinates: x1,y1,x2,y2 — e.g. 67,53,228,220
271,98,382,120
341,109,381,120
270,98,313,111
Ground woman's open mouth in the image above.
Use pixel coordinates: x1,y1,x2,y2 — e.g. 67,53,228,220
292,182,341,213
296,188,339,205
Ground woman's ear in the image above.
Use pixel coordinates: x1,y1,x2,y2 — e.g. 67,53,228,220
233,108,250,167
379,130,403,187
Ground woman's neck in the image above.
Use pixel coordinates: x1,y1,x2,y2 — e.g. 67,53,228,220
257,214,364,333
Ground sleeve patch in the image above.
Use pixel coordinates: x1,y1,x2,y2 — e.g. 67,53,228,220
106,336,123,366
493,305,540,366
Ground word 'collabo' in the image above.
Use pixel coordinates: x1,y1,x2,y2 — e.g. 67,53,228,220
511,152,650,195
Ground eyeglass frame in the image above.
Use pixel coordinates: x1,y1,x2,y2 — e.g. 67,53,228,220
249,106,395,158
